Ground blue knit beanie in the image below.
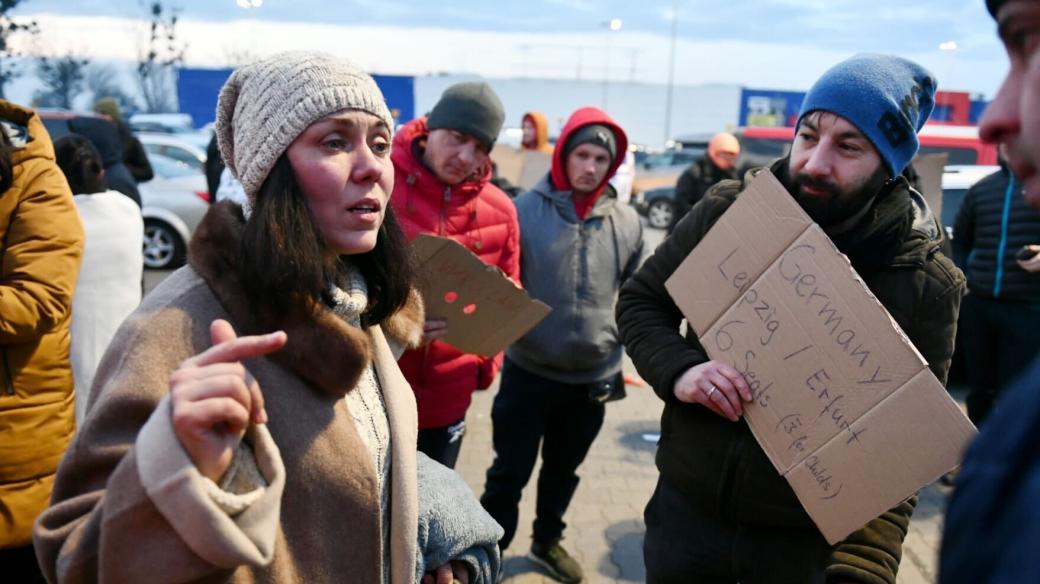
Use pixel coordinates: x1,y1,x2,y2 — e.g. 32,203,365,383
797,54,937,177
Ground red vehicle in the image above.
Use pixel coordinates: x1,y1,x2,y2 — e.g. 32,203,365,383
734,124,998,171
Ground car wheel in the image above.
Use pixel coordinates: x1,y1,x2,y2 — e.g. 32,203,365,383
647,199,675,230
143,220,186,270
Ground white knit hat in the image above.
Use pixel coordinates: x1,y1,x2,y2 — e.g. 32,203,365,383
215,51,394,200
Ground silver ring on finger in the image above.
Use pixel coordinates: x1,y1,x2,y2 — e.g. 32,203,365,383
707,384,718,399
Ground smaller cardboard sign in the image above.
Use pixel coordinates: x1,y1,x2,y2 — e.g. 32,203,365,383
665,170,976,544
491,144,552,191
912,153,949,221
411,234,551,356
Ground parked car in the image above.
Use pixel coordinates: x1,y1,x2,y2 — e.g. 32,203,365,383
632,147,705,195
631,185,678,230
941,165,1002,240
38,109,109,141
632,164,1001,234
129,113,212,150
732,125,999,174
137,132,207,173
610,150,636,205
140,154,210,270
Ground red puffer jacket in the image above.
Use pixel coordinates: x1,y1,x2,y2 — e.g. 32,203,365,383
391,117,521,430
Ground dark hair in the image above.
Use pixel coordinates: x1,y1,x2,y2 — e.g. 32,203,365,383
239,155,416,327
0,127,12,194
54,134,107,194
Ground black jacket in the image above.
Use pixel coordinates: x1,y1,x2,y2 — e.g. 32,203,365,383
617,158,964,584
672,156,737,229
952,166,1040,301
116,122,153,184
205,133,224,198
67,117,141,207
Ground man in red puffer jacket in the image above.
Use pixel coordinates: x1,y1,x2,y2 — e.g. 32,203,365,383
391,82,520,468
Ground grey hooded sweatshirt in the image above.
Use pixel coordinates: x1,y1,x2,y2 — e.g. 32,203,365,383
506,177,644,384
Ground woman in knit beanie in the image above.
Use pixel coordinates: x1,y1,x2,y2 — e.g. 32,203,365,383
34,51,501,584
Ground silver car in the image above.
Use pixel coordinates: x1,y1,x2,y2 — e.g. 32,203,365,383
137,132,208,173
140,154,210,269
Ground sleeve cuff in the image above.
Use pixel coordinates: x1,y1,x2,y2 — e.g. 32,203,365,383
135,394,286,568
204,442,269,515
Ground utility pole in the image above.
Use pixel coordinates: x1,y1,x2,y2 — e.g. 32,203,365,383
663,0,679,147
602,18,622,110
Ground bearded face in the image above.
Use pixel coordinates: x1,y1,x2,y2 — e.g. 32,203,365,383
790,164,889,226
788,112,891,227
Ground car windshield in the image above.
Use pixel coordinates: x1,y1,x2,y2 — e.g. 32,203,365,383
919,146,978,166
148,153,198,179
741,137,789,159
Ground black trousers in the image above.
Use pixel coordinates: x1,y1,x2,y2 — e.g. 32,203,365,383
0,545,47,583
643,478,831,584
417,417,466,469
480,359,605,549
959,294,1040,425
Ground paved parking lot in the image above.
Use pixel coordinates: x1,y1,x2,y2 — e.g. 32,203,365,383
452,363,955,583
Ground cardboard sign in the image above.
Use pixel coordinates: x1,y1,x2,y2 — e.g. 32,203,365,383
491,144,552,191
912,153,949,222
664,171,976,544
411,234,551,356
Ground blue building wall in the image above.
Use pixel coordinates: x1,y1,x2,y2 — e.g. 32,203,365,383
739,87,989,127
738,88,806,127
177,67,415,129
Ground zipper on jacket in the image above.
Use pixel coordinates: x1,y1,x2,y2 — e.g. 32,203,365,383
2,347,14,395
439,186,451,236
993,177,1017,298
573,221,589,365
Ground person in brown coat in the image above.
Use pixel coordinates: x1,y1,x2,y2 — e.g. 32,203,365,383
34,51,498,584
0,101,84,582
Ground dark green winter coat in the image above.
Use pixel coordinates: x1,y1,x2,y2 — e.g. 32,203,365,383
617,158,964,584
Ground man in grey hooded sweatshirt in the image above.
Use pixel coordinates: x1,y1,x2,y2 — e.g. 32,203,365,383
480,106,643,583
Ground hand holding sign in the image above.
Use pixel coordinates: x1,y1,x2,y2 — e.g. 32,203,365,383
664,170,975,544
421,319,449,345
170,319,287,481
410,235,550,356
673,360,753,422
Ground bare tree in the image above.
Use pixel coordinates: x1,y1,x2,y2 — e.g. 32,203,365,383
137,1,185,113
87,63,139,114
0,0,40,100
33,53,89,109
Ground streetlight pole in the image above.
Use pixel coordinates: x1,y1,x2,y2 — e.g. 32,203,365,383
663,0,679,147
939,40,958,91
602,18,622,110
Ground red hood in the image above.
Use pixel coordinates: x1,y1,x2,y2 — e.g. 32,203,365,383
550,107,628,198
391,117,492,200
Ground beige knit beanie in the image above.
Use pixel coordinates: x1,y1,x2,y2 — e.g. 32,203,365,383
215,51,394,200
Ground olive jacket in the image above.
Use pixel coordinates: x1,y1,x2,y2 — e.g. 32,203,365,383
617,159,965,584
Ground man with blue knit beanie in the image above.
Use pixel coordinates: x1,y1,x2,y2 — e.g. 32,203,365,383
616,53,964,583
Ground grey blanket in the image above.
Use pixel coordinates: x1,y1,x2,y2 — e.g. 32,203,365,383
415,452,503,583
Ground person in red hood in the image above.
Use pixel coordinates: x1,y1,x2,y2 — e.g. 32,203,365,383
390,81,520,469
480,107,644,583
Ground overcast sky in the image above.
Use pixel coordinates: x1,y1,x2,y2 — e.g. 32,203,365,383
14,0,1006,96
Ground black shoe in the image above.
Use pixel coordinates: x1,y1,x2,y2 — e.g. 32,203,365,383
528,540,583,583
